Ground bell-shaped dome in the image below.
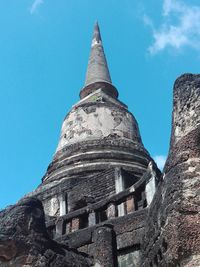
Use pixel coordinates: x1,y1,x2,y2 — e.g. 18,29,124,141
42,23,152,184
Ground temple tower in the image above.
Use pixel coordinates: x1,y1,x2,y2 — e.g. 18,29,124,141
1,21,200,267
42,22,152,185
27,23,161,266
1,22,199,267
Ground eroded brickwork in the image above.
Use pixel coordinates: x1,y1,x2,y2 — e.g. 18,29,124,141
0,23,199,267
142,74,200,267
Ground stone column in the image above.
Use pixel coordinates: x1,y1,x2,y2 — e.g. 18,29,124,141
115,168,126,217
89,212,96,226
92,225,117,267
145,174,156,206
107,203,117,219
59,194,67,216
55,218,64,237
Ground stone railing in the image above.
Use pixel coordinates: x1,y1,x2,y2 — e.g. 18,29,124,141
46,185,147,239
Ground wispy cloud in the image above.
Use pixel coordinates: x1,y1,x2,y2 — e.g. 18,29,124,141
144,0,200,54
30,0,44,14
154,155,167,170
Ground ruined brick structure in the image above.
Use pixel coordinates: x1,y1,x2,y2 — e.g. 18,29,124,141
0,23,199,267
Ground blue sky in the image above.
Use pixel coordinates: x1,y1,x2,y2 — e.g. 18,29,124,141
0,0,200,209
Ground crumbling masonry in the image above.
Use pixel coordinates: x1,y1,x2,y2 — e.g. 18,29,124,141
0,23,200,267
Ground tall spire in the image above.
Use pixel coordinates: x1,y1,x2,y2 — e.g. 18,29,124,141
85,22,112,86
80,22,118,99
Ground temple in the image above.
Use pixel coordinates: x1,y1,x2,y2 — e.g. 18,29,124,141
0,23,200,267
30,22,161,266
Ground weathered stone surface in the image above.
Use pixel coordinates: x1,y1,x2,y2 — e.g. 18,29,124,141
2,21,200,267
84,22,112,88
142,74,200,266
118,246,141,267
91,226,117,267
57,103,141,151
41,95,152,184
0,198,92,267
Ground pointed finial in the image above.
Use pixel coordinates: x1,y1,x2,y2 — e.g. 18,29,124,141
84,22,112,86
80,22,119,99
92,21,102,47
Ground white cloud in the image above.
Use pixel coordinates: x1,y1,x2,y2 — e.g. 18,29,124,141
163,0,184,16
144,0,200,54
154,155,167,170
30,0,44,14
143,14,154,29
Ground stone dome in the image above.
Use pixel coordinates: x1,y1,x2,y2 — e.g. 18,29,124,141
42,23,152,183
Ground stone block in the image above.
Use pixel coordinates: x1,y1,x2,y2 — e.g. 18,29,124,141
107,203,117,219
